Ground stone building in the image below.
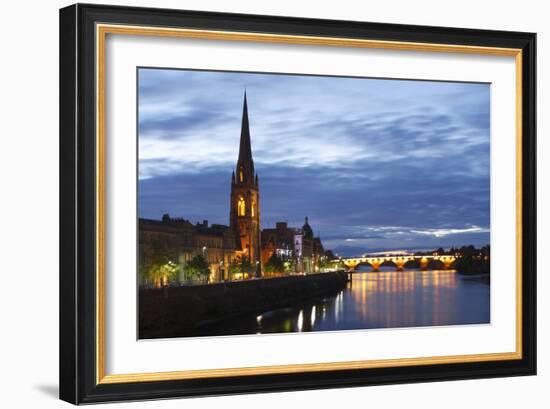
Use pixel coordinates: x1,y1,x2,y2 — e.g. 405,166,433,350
138,215,237,286
261,222,297,263
261,217,325,274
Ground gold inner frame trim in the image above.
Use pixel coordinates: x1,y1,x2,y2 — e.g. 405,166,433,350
95,23,523,385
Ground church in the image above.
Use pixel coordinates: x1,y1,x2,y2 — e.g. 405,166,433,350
230,91,262,276
138,91,327,286
230,92,326,278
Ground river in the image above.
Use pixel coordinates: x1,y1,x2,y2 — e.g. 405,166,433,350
195,268,490,336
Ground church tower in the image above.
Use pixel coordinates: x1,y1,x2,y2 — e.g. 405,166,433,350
230,91,261,277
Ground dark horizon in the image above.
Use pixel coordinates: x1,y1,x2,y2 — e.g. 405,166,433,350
138,68,490,257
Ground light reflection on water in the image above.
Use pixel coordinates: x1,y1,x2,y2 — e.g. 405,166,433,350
198,268,490,336
335,269,461,330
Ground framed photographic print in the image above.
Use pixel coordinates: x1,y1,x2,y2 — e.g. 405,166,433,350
59,3,536,404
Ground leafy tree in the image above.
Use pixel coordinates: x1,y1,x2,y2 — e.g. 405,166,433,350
183,254,210,282
264,253,285,273
283,258,295,274
139,239,179,288
229,256,253,279
229,260,242,276
317,258,330,270
318,256,342,271
330,259,345,270
454,245,490,275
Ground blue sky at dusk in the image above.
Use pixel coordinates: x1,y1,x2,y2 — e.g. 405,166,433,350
138,68,490,256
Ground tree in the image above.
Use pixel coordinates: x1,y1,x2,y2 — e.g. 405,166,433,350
229,260,241,276
229,256,253,279
454,245,490,275
139,239,179,288
317,258,328,271
330,258,345,270
283,258,295,274
183,254,210,283
264,253,284,274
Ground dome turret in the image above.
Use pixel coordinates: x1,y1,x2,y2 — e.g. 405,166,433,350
302,216,313,239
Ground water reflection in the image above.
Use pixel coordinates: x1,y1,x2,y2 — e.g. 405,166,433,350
344,269,460,329
195,268,490,336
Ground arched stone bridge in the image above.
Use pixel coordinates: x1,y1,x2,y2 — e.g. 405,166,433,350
342,255,458,272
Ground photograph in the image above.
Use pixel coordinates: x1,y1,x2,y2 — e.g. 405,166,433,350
137,68,491,339
56,3,536,404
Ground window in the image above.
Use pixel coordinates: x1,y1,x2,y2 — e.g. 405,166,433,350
239,167,244,182
237,196,246,216
251,200,255,217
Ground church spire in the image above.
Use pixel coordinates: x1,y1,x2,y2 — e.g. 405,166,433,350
230,90,261,277
236,91,255,185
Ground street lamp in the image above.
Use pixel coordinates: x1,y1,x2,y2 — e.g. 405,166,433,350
201,246,208,283
246,244,251,279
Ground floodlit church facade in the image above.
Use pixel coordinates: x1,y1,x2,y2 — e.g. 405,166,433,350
229,92,262,277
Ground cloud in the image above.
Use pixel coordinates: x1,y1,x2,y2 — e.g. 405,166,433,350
410,225,490,238
137,68,490,254
138,70,489,176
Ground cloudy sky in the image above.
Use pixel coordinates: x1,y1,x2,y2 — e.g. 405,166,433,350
138,68,490,256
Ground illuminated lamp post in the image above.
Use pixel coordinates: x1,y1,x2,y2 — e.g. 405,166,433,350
202,246,208,283
246,244,251,280
162,261,173,298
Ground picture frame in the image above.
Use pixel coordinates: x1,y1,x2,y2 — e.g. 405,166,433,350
59,3,536,404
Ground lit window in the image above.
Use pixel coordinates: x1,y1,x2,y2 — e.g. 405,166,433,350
238,196,246,216
251,200,255,217
239,167,244,182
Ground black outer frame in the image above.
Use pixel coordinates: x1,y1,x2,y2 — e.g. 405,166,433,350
59,3,536,404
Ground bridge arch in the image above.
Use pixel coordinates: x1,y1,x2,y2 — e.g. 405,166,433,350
427,259,445,270
382,258,411,271
380,259,398,270
403,259,420,269
354,260,376,269
352,259,385,272
428,257,456,270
